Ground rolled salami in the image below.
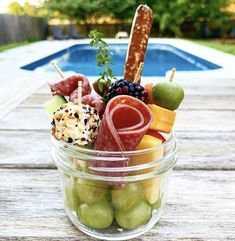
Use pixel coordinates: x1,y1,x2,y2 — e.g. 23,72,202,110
91,95,153,179
124,5,153,83
94,95,153,151
49,74,91,97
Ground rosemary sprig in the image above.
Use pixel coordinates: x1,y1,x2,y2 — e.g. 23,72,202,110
89,30,114,94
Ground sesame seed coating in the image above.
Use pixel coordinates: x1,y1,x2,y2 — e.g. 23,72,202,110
51,102,100,146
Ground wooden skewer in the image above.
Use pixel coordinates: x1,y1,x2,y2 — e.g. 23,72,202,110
77,81,82,105
169,67,176,82
51,61,65,79
133,62,144,83
51,61,82,105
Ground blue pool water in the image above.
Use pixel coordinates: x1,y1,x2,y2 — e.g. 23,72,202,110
21,44,221,76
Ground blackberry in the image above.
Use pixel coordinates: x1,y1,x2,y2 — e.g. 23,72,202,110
107,79,148,103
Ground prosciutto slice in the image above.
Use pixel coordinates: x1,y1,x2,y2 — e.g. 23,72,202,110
94,95,153,151
49,74,91,97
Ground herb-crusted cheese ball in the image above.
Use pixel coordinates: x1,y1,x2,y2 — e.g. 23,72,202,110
52,102,100,146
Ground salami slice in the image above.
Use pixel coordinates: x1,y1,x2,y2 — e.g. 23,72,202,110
70,93,105,118
91,95,152,181
49,74,91,97
94,95,153,151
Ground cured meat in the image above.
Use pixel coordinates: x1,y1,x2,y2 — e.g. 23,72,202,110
124,5,153,83
94,95,153,151
144,83,154,104
91,95,153,180
49,74,91,97
146,129,166,143
70,93,105,118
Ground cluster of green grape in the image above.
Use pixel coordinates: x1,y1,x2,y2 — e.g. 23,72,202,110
65,178,162,230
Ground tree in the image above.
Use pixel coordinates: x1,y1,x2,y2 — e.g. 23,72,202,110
44,0,233,37
102,0,136,22
150,0,232,37
44,0,105,23
8,1,50,18
8,2,25,15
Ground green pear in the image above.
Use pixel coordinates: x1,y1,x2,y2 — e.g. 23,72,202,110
152,68,184,111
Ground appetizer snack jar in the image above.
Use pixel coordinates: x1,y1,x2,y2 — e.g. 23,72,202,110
51,132,177,240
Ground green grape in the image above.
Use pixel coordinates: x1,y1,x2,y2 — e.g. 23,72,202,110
115,201,152,230
65,182,80,211
111,183,144,211
77,179,108,204
77,199,114,229
105,190,112,203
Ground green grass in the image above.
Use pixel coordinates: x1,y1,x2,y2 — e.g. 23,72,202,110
192,40,235,55
0,41,30,52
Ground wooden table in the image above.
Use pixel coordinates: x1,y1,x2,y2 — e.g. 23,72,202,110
0,78,235,241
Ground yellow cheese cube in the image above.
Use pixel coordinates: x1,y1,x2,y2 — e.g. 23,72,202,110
130,135,163,168
148,104,176,133
143,177,161,204
135,134,162,151
130,134,165,204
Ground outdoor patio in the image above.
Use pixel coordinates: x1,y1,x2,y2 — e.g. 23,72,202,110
1,0,235,240
0,52,235,239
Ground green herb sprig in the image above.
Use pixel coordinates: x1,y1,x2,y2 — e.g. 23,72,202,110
89,30,114,94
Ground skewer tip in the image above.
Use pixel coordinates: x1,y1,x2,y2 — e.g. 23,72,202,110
133,62,144,83
50,61,65,79
169,67,176,82
77,81,83,105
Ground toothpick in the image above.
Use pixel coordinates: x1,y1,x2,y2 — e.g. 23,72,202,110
169,68,176,82
133,62,144,83
77,81,82,105
51,61,65,79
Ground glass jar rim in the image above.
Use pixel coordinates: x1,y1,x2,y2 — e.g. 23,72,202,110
51,131,175,156
52,131,178,182
53,143,178,182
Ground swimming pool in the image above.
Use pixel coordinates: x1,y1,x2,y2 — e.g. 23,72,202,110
21,43,221,76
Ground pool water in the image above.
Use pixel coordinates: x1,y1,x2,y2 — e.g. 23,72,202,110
21,44,221,76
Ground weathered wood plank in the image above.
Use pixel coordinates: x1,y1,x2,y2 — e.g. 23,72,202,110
180,95,235,110
19,93,235,111
20,93,51,108
0,169,234,240
184,86,235,96
0,130,53,169
1,107,234,132
0,131,234,170
175,109,235,132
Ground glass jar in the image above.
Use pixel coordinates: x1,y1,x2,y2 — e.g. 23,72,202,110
52,132,177,240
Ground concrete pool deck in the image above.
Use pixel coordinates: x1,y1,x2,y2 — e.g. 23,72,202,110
0,38,235,118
